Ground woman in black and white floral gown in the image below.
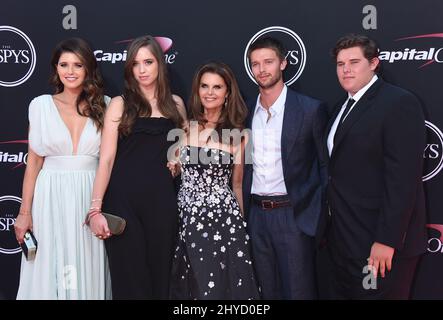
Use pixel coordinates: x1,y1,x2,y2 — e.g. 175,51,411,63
169,62,259,300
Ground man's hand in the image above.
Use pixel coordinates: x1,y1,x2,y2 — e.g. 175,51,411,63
368,242,395,278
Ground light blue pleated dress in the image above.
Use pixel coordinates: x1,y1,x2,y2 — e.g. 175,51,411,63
16,94,111,300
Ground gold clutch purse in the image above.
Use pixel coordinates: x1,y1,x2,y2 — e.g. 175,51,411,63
102,212,126,235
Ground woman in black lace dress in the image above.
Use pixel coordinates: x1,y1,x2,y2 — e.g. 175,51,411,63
88,35,186,299
170,62,259,299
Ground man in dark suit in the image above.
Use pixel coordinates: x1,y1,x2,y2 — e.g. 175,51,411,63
318,34,428,299
243,37,328,299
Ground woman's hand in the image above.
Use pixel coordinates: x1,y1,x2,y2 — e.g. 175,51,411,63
89,213,111,240
167,160,181,178
14,213,33,244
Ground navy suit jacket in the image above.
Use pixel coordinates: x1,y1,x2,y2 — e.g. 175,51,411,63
243,88,328,236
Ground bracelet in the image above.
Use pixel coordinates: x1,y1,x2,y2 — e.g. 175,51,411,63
18,211,32,216
88,211,102,221
86,209,101,219
83,210,102,226
91,198,102,202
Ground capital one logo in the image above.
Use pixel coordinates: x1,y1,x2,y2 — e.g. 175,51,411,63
244,26,307,86
427,224,443,254
0,26,36,87
95,36,177,64
0,140,28,169
423,121,443,181
0,195,21,255
379,33,443,69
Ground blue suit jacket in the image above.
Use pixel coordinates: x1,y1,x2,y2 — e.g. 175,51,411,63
243,88,328,236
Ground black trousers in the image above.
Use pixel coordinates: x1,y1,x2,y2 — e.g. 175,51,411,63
103,197,178,300
323,243,420,300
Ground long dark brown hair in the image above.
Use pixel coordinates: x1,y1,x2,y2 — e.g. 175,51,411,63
50,37,106,130
119,35,183,136
189,61,247,144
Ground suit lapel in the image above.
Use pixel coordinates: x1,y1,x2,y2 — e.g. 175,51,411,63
281,90,303,162
332,78,383,156
243,99,256,199
324,103,344,164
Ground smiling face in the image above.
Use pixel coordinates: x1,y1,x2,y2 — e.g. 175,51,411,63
198,72,228,114
249,47,287,89
56,52,86,91
336,46,379,95
132,45,159,89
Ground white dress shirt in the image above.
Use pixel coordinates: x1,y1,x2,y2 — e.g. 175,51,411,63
327,75,378,156
251,85,288,195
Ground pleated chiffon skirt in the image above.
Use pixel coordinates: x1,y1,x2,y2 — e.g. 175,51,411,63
16,156,111,300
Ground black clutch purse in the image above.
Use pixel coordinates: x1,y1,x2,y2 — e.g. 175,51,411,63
20,230,38,260
102,212,126,235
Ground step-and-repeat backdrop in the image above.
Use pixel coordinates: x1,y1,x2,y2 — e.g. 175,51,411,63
1,0,442,299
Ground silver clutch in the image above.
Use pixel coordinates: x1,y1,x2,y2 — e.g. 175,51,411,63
21,230,38,260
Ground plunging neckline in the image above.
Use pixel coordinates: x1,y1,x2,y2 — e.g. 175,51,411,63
50,95,90,155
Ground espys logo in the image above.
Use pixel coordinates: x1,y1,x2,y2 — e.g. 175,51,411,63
244,26,306,86
95,37,177,64
0,140,28,169
427,224,443,254
0,26,36,87
380,33,443,68
0,195,21,255
423,121,443,181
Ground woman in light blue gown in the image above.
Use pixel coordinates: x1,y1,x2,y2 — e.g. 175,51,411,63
13,38,111,300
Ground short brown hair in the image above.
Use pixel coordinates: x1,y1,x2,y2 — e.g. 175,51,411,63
247,36,286,62
332,34,380,72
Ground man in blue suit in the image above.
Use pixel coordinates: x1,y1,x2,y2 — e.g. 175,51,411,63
243,37,328,299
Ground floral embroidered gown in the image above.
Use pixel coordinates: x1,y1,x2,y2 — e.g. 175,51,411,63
170,145,260,300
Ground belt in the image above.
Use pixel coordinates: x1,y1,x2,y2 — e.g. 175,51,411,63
252,195,292,210
43,155,98,171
